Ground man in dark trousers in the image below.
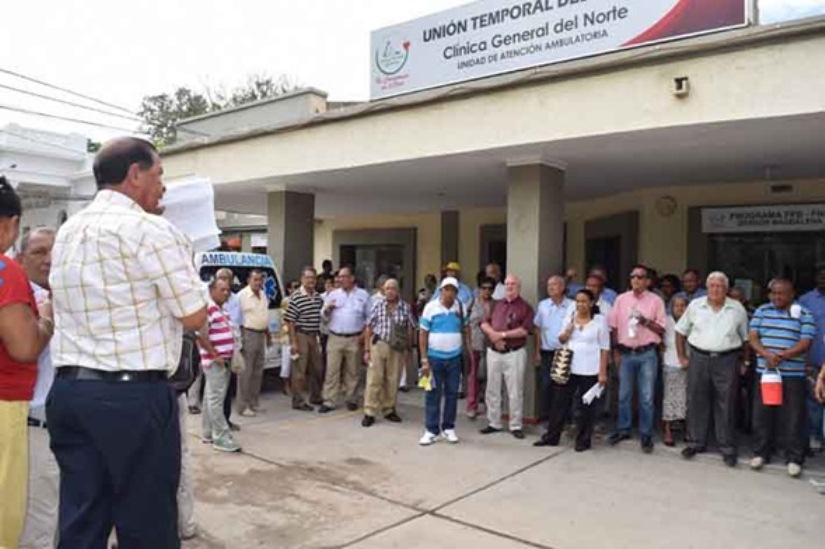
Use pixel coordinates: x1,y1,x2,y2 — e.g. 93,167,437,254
48,138,208,548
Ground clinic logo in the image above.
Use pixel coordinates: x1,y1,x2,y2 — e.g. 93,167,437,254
375,38,411,76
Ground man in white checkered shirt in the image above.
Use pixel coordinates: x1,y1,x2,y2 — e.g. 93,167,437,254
47,137,208,549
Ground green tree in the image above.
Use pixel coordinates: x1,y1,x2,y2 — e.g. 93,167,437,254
138,74,297,147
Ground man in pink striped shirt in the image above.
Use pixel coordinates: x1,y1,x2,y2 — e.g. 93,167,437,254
607,265,666,453
196,279,241,453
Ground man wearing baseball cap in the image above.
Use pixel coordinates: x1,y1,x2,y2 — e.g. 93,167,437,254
418,277,471,445
431,261,474,308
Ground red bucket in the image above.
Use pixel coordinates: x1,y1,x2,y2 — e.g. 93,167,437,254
761,371,783,407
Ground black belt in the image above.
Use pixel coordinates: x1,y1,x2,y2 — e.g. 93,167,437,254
618,343,657,355
243,327,267,334
27,417,47,428
330,331,362,338
57,366,168,383
690,346,740,358
490,346,525,354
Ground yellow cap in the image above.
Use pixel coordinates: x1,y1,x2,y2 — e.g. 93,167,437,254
444,261,461,272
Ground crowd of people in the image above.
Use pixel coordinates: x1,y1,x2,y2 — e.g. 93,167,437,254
1,137,824,549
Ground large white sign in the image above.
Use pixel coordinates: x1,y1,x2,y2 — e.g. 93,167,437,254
371,0,748,99
702,204,825,234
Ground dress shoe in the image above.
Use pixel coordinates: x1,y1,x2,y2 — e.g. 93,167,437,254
317,405,334,414
229,421,241,432
398,386,410,393
458,391,466,400
682,446,701,459
575,441,592,452
512,429,525,440
188,406,201,415
723,454,738,468
533,438,559,447
293,403,314,412
361,415,375,428
384,411,402,423
346,402,359,412
310,398,324,406
607,432,630,445
480,426,502,435
641,436,654,454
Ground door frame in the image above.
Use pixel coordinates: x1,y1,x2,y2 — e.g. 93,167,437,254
333,228,417,300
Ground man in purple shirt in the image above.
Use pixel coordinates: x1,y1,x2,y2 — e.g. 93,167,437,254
480,275,535,440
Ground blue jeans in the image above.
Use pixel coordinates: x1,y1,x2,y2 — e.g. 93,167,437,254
617,348,659,437
425,356,462,434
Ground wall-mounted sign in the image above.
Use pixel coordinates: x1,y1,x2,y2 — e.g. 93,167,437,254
371,0,748,99
702,204,825,234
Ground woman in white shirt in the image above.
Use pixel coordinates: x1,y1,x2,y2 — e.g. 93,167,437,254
662,296,689,446
534,289,610,452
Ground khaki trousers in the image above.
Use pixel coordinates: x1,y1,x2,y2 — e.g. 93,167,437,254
485,348,527,431
20,419,59,549
323,334,362,407
177,393,196,539
238,329,266,412
0,400,28,549
365,341,404,417
292,332,323,407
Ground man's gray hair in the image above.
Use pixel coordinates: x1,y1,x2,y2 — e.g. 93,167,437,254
547,274,566,287
209,277,230,290
19,226,56,254
216,268,233,280
706,271,729,288
383,278,400,290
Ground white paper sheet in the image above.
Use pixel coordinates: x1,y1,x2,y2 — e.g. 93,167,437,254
582,383,604,405
161,177,221,253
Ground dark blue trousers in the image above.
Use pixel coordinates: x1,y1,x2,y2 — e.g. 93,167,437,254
47,377,181,549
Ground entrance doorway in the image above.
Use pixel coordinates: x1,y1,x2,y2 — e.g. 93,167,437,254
333,228,417,300
479,224,507,275
585,212,640,291
707,232,823,303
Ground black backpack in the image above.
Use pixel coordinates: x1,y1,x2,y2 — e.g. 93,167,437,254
169,330,201,394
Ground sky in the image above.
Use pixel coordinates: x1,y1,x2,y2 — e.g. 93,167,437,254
0,0,822,142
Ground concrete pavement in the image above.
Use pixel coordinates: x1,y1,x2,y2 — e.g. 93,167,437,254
183,388,825,548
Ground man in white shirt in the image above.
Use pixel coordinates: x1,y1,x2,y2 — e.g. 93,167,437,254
585,273,613,319
18,228,58,549
319,266,371,413
48,138,208,548
237,270,271,417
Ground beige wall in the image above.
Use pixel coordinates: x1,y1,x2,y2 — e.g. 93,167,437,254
315,178,825,288
163,24,825,184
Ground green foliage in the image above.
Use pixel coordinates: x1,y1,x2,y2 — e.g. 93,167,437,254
138,74,297,147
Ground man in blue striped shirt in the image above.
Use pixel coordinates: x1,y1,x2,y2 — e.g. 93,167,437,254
748,278,816,477
418,277,470,446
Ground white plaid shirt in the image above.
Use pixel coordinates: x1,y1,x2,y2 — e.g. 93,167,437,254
50,190,208,373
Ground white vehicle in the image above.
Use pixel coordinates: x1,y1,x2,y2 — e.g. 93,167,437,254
195,251,285,370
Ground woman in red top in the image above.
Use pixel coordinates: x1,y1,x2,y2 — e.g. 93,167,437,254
0,176,54,548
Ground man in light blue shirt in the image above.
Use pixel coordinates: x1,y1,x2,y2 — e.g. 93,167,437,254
675,268,707,303
533,275,574,421
216,267,244,327
18,228,59,547
431,261,474,308
800,265,825,448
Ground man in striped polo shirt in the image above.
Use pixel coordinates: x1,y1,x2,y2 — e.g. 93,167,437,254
748,278,815,477
284,267,324,411
196,278,241,453
419,277,471,445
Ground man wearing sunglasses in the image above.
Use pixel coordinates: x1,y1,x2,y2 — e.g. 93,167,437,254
607,265,666,453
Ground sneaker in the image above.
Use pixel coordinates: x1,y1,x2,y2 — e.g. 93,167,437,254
240,408,257,418
419,431,439,446
787,462,802,478
467,410,477,420
201,436,213,444
443,429,459,443
212,438,242,453
750,456,765,470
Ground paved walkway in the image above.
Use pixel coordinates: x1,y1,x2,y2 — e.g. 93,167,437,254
183,388,825,548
